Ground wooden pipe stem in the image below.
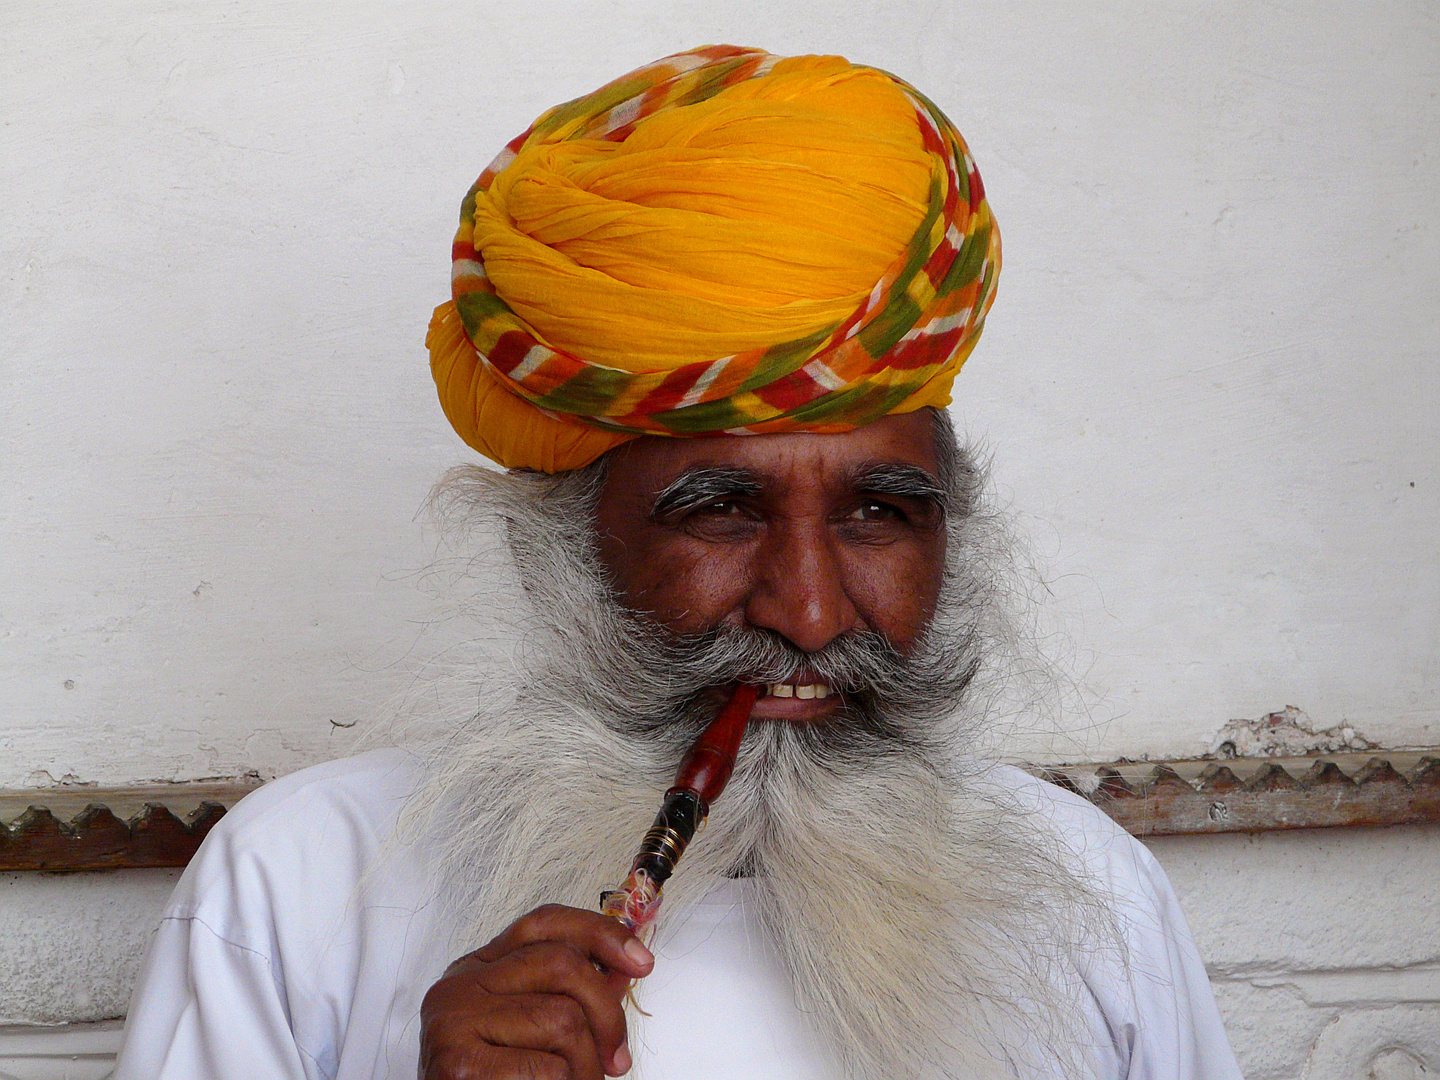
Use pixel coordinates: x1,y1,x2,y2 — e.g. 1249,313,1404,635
668,682,759,809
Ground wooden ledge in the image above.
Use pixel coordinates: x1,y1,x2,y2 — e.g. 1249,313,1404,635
0,782,260,872
1033,751,1440,836
2,754,1438,871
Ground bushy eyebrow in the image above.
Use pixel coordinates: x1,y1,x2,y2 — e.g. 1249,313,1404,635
850,463,949,513
650,466,764,518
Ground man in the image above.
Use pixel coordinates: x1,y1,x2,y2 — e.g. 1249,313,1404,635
114,47,1241,1080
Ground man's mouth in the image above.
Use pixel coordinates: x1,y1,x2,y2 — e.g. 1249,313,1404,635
763,681,832,700
746,679,842,722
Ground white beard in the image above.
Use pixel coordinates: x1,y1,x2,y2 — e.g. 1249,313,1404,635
393,455,1114,1080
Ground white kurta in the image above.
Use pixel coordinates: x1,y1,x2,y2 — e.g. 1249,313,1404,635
113,749,1242,1080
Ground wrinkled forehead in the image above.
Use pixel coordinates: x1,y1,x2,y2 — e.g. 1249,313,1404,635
596,411,945,509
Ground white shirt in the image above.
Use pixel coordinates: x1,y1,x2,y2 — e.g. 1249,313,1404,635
113,749,1242,1080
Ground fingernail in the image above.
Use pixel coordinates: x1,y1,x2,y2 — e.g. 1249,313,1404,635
623,938,653,969
610,1039,632,1075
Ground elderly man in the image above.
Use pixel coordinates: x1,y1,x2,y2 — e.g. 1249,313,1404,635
114,47,1241,1080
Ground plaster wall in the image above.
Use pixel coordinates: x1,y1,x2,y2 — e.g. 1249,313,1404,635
3,1,1436,786
2,2,1437,1075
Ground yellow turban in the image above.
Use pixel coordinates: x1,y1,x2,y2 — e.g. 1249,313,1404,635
428,45,1000,472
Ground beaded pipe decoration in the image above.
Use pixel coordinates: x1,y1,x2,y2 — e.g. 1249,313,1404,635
600,682,760,936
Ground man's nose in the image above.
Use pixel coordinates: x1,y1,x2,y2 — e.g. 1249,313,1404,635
743,520,859,653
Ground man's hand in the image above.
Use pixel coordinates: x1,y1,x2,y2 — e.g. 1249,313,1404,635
419,904,654,1079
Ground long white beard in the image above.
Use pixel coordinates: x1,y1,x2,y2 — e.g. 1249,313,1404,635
393,456,1112,1080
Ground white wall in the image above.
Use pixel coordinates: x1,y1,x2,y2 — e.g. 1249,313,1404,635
3,3,1436,786
2,7,1438,1072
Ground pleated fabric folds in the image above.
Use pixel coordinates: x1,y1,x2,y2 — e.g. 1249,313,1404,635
429,45,1000,472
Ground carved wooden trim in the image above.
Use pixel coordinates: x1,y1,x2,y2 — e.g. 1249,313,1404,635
0,801,230,872
3,754,1438,870
1035,752,1440,836
0,782,258,872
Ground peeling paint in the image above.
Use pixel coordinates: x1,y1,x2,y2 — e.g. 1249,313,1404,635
1209,706,1375,759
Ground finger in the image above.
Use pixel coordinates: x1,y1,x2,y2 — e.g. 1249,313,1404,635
472,992,606,1080
421,1043,570,1080
475,942,631,1071
477,904,654,979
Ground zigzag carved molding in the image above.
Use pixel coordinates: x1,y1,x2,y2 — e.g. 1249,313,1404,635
2,754,1438,871
1036,753,1440,836
0,801,227,872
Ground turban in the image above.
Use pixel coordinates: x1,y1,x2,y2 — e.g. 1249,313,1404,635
428,45,1000,472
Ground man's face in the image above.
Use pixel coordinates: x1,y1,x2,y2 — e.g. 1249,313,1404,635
593,410,948,724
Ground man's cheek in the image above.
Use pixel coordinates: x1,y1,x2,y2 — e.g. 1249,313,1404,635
623,541,753,630
847,549,944,646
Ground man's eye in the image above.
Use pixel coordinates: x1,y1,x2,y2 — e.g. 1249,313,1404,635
849,501,902,522
678,498,759,541
692,500,742,517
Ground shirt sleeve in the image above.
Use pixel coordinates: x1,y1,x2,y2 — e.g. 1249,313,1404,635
1084,832,1244,1080
1124,841,1243,1080
110,751,428,1080
1002,768,1244,1080
112,914,313,1080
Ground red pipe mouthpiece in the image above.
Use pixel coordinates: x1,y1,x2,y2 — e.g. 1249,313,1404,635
668,683,759,808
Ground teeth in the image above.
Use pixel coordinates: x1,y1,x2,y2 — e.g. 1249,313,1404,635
766,683,831,700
